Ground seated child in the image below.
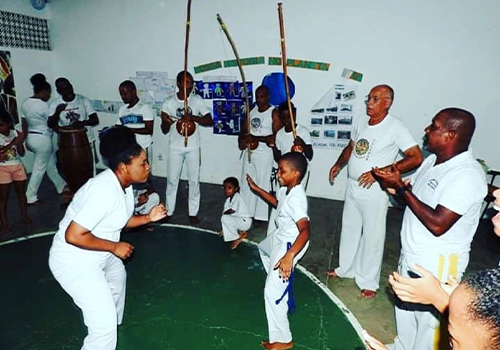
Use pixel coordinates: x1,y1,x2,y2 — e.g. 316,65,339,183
246,152,310,350
134,185,160,215
0,109,31,234
220,177,252,250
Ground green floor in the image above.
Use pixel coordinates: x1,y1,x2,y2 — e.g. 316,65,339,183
1,226,365,350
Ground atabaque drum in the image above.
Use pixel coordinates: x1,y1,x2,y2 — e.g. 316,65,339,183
57,127,93,193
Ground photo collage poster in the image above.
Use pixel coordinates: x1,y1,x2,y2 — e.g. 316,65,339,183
194,80,253,136
309,84,357,149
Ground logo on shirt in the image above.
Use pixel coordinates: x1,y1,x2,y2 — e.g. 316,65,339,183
427,179,438,190
120,114,144,125
355,138,370,156
251,117,261,130
63,108,81,124
175,106,193,119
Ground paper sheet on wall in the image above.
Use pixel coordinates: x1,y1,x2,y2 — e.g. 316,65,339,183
309,84,357,149
132,71,176,116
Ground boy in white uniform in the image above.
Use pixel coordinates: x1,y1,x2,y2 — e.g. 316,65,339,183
48,127,166,350
373,108,487,350
247,152,310,350
220,177,252,250
267,102,314,236
160,71,212,224
328,85,423,298
239,85,280,223
117,80,154,152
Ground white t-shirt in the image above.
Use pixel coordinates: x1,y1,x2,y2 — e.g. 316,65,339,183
275,124,312,154
249,105,274,152
274,183,309,241
161,93,210,149
49,169,135,264
223,192,252,218
117,101,154,150
401,150,487,256
347,114,417,180
21,98,51,134
0,129,22,166
48,94,96,141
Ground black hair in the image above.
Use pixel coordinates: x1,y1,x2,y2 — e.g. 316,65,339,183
55,77,70,86
119,80,137,91
0,106,14,129
223,177,239,189
99,126,143,171
278,101,296,114
439,107,476,149
280,152,308,181
30,73,51,94
176,70,193,83
255,85,270,96
463,268,500,349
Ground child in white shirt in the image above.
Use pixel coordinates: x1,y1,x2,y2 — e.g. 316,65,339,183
220,177,252,250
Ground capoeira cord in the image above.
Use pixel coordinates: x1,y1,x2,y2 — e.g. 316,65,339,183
275,242,296,314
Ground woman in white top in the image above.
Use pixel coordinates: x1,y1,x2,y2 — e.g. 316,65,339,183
21,73,67,204
49,126,167,350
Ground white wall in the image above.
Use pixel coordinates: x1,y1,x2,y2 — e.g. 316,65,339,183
11,0,500,199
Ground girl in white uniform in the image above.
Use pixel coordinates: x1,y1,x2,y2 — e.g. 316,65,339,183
21,74,67,204
220,177,252,250
247,152,310,350
48,126,166,350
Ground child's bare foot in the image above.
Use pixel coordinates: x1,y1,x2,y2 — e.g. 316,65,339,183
261,340,294,350
230,231,248,250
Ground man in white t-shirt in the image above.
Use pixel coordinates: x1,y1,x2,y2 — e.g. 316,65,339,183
48,77,99,142
117,80,154,151
372,108,487,350
327,85,423,299
160,71,212,225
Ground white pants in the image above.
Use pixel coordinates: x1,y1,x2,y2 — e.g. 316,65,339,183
49,253,127,350
221,215,252,242
240,148,273,221
166,146,200,216
135,192,160,215
394,250,468,350
259,233,309,343
335,178,389,291
25,133,66,203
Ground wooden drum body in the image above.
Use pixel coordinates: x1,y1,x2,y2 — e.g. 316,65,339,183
57,127,93,193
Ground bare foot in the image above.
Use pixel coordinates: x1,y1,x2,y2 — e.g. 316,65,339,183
261,340,294,349
230,231,248,250
326,269,339,278
360,289,377,299
218,230,223,237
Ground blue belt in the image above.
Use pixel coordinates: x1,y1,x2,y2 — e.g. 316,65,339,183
275,242,296,314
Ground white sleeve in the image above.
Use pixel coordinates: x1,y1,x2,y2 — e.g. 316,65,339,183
72,184,115,232
161,98,171,115
142,104,154,121
193,95,211,116
286,191,309,223
438,170,486,215
83,96,96,118
393,121,417,152
299,126,312,144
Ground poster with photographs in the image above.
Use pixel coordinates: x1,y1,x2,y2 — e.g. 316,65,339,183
0,51,18,124
309,84,357,149
130,71,176,116
194,80,253,136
